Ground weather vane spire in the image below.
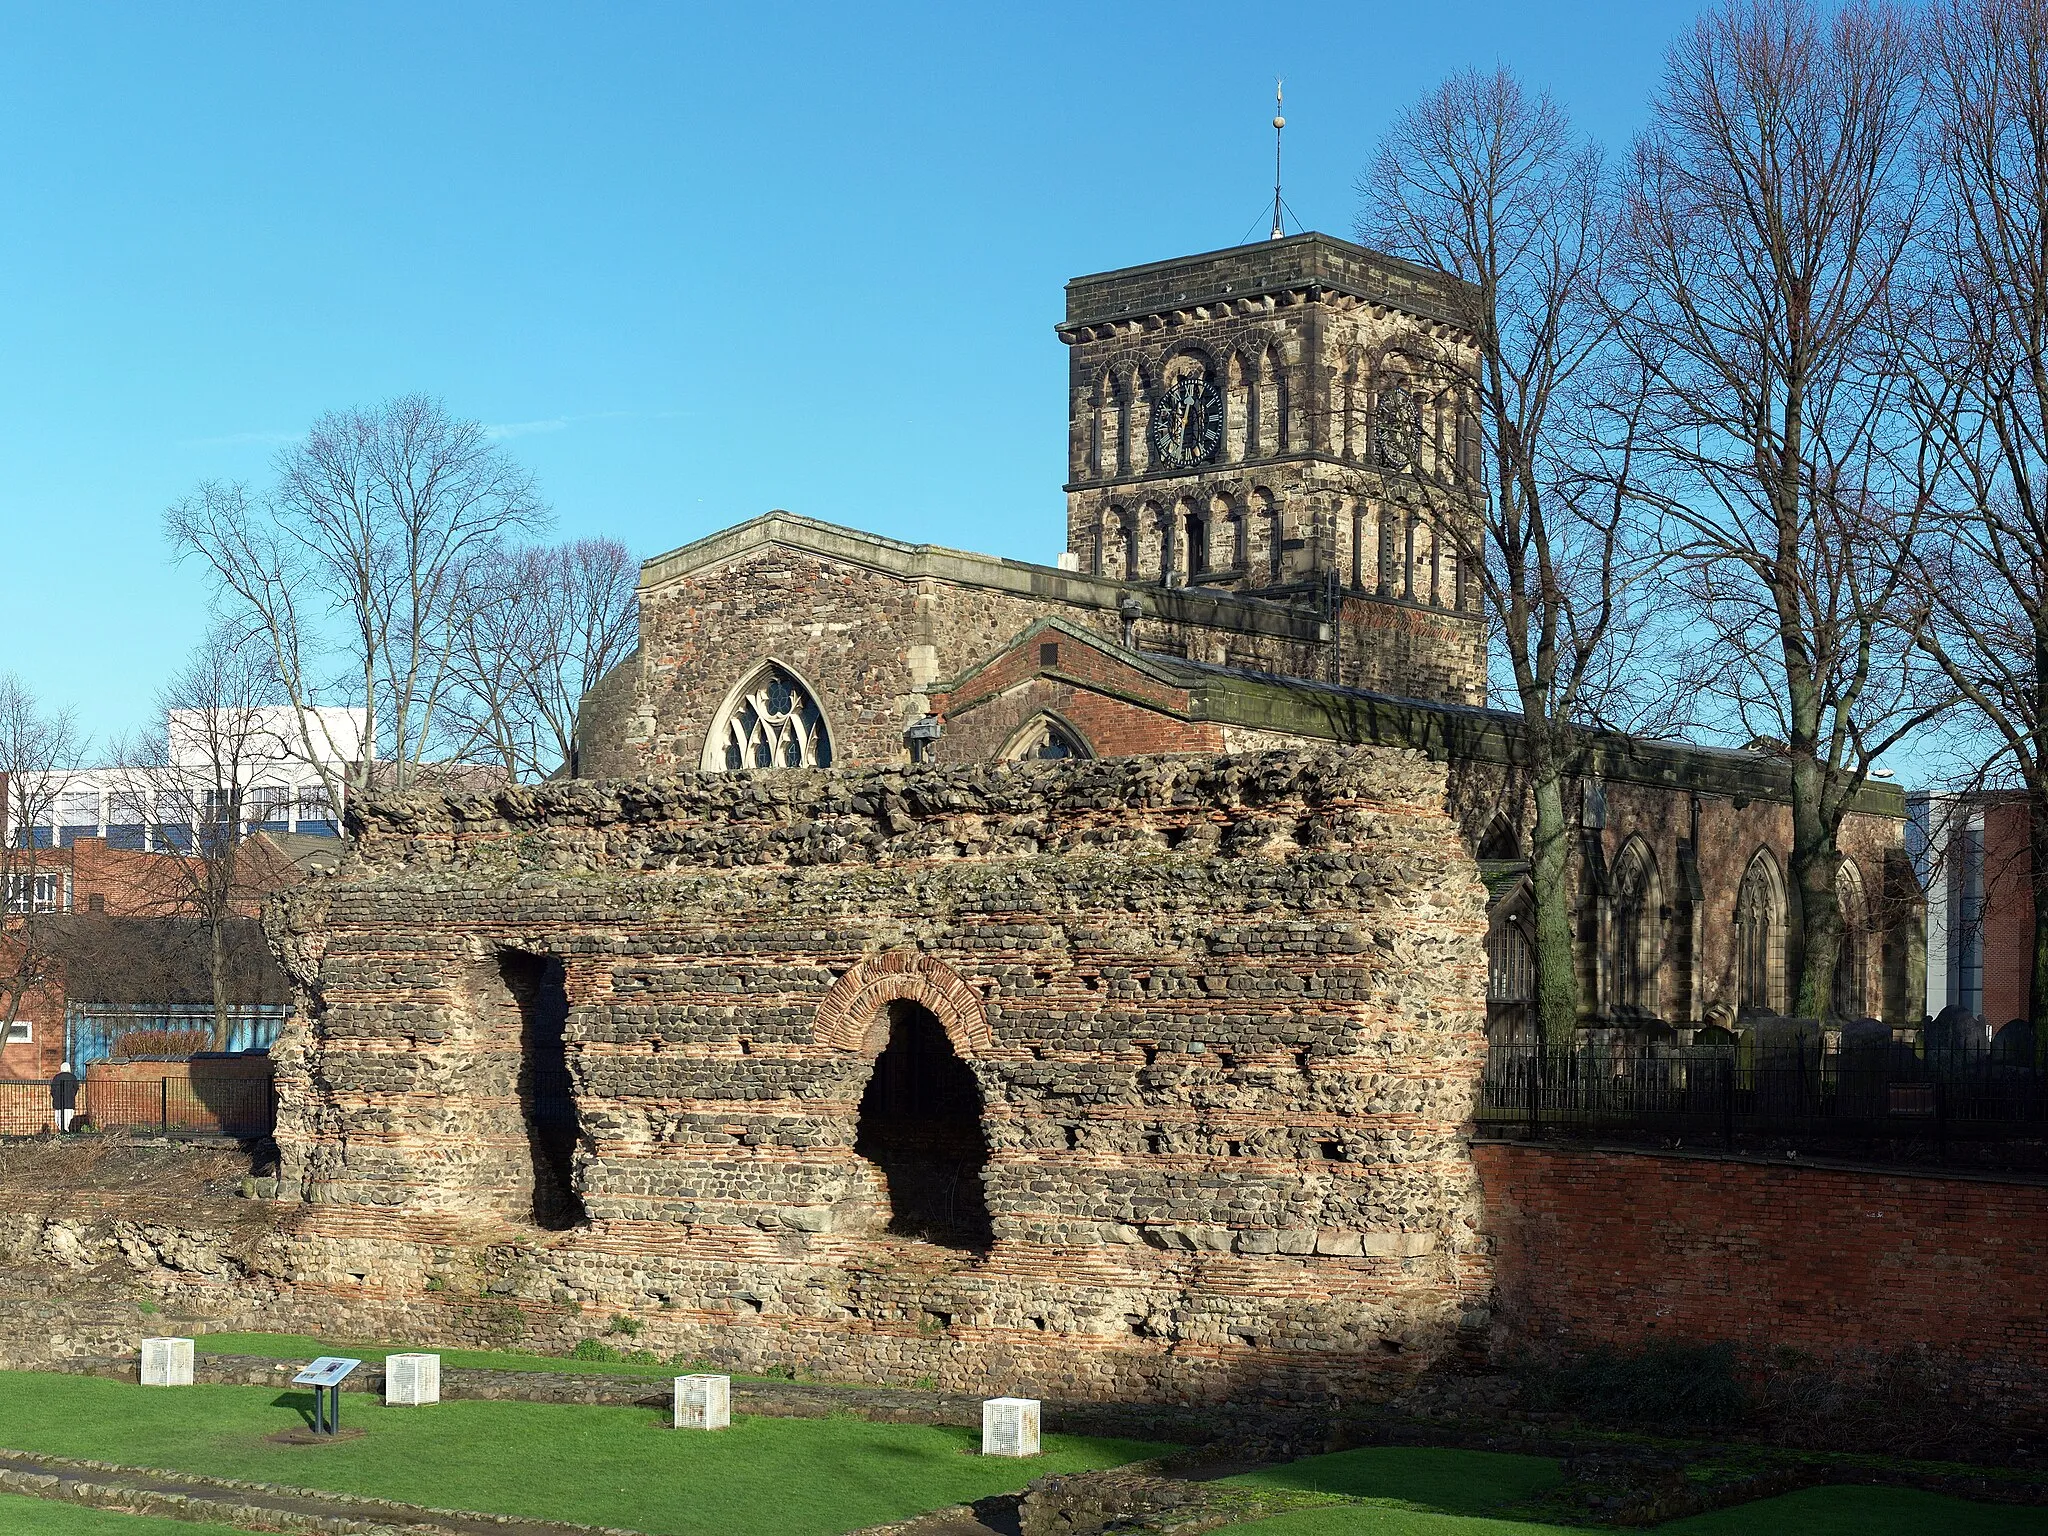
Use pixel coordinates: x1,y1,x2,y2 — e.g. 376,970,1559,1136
1270,78,1286,241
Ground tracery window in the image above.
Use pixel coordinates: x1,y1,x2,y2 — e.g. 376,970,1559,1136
1605,838,1661,1018
1002,715,1090,762
1486,886,1535,1044
709,664,832,772
1832,858,1868,1019
1735,851,1787,1015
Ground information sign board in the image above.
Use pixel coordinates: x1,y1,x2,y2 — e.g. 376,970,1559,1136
291,1357,362,1389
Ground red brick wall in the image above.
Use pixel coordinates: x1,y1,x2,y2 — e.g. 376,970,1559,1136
1474,1141,2048,1411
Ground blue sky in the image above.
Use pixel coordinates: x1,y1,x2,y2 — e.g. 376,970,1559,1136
0,1,1693,750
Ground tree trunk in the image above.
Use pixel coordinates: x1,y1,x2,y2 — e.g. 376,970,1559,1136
1788,753,1842,1019
1529,765,1577,1048
210,909,230,1052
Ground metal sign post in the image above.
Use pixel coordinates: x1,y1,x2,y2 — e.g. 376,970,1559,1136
290,1357,362,1435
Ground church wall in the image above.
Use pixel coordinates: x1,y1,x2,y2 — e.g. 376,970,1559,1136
1448,760,1915,1028
266,750,1494,1403
630,547,1123,773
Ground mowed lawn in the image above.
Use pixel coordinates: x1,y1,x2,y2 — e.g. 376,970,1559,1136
0,1495,252,1536
1215,1448,2048,1535
0,1371,1172,1536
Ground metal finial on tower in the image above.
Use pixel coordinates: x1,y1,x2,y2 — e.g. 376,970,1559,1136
1270,79,1286,240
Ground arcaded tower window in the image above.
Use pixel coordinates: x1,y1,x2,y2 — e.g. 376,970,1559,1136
707,662,833,771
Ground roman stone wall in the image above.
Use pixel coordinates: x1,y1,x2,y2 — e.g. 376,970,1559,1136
265,749,1494,1402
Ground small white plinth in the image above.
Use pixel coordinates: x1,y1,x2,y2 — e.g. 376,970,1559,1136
673,1374,730,1430
385,1353,441,1406
982,1396,1041,1457
140,1337,194,1387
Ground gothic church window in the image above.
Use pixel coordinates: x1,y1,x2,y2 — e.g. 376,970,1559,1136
1003,715,1091,762
1735,850,1787,1015
708,663,833,772
1832,857,1868,1019
1486,885,1535,1044
1605,837,1662,1018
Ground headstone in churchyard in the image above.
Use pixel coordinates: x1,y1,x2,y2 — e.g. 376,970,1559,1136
385,1353,441,1406
982,1396,1041,1457
140,1337,194,1386
673,1374,730,1430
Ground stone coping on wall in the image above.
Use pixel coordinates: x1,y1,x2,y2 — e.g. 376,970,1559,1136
51,1353,1228,1442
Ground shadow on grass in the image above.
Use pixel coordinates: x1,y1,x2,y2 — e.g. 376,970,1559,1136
1223,1447,1563,1516
268,1391,317,1431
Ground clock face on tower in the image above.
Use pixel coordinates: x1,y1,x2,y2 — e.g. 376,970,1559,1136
1150,377,1224,469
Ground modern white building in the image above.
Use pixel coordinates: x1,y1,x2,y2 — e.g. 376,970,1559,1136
8,705,368,851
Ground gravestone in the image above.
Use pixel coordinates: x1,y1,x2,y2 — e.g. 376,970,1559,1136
982,1396,1041,1457
385,1353,441,1406
673,1374,730,1430
140,1337,194,1386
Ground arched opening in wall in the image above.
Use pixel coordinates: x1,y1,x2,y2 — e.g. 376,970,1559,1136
854,1001,992,1251
1182,502,1209,577
499,949,585,1231
1378,508,1401,596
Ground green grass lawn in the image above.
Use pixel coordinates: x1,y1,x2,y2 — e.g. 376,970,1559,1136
0,1495,252,1536
0,1370,1171,1536
194,1328,719,1378
1214,1448,2048,1534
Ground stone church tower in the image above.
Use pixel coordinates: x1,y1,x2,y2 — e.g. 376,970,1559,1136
1059,232,1488,703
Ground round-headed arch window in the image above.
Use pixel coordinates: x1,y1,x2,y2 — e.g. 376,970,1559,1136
712,664,833,771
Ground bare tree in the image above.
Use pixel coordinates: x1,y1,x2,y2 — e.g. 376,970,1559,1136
1905,0,2048,1036
0,675,81,1042
445,538,638,781
106,627,289,1049
166,394,551,802
1617,0,1940,1018
1360,68,1669,1044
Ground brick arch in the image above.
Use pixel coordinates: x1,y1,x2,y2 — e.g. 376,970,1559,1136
813,952,992,1058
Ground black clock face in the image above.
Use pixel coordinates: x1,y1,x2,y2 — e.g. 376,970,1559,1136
1375,386,1420,470
1151,377,1224,469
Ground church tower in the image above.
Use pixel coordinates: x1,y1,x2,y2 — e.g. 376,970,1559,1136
1058,232,1488,704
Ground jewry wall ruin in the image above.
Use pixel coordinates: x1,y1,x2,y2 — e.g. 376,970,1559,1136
256,748,1492,1401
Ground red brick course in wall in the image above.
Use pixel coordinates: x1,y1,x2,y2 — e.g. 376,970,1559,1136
1474,1140,2048,1413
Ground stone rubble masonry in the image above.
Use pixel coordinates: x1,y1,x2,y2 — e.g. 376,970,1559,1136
261,748,1492,1404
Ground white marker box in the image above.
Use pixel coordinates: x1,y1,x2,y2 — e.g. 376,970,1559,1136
673,1373,730,1430
982,1396,1041,1457
385,1353,441,1405
140,1337,194,1387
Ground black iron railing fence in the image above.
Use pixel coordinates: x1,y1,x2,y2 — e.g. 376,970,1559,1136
1477,1039,2048,1165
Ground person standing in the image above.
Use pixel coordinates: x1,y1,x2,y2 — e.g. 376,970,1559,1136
50,1061,78,1133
